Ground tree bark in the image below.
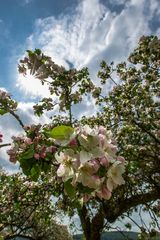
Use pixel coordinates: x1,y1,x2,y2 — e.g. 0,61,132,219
78,205,104,240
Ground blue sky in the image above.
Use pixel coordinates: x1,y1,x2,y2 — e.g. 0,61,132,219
0,0,78,94
0,0,159,168
0,0,160,100
0,0,159,232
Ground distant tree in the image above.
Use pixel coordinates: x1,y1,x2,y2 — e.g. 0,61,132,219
0,35,159,240
0,170,72,240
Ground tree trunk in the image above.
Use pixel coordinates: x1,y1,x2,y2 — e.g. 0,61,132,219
78,205,104,240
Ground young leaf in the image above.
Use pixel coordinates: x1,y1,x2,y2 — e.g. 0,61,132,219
0,109,7,115
20,145,34,159
48,125,74,140
19,157,35,177
31,164,40,181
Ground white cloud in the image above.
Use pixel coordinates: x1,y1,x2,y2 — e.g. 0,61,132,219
108,0,128,5
16,71,50,97
21,0,33,5
16,0,159,99
5,0,160,172
25,0,113,69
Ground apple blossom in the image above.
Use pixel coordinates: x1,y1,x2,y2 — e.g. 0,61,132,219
96,185,112,200
107,162,125,191
6,124,125,200
55,150,78,181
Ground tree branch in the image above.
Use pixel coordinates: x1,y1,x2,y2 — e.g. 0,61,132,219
0,143,11,148
9,110,24,129
78,205,91,239
103,189,160,223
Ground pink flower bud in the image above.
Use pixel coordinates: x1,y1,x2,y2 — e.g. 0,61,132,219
117,156,125,163
24,138,32,145
99,156,109,166
40,152,46,159
98,126,106,135
10,157,17,164
47,146,57,153
69,138,78,147
90,159,100,172
98,134,105,148
107,143,117,153
96,186,111,200
34,153,40,159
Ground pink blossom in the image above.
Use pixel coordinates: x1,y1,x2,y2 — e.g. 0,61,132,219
117,156,125,163
96,185,111,200
40,152,46,158
47,146,57,153
0,90,10,99
107,143,118,153
24,138,32,145
98,126,106,135
34,153,40,160
98,134,105,148
7,149,17,164
90,159,100,172
69,138,78,147
99,156,109,166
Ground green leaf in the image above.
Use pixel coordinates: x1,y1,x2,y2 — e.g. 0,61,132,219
26,50,34,57
19,157,36,177
72,198,84,210
64,179,76,199
20,145,34,159
77,183,94,194
97,166,107,177
48,125,74,140
31,164,40,181
34,49,41,55
0,109,7,115
42,162,50,173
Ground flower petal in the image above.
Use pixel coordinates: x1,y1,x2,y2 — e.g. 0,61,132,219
80,150,92,164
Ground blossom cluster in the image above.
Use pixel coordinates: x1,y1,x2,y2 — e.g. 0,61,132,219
7,124,125,201
0,89,17,113
7,124,56,163
0,89,10,100
55,125,125,201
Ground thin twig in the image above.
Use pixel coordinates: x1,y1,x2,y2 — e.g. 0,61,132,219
109,75,118,86
0,143,11,148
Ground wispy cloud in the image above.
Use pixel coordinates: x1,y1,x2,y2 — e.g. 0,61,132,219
22,0,33,5
2,0,160,170
16,0,159,97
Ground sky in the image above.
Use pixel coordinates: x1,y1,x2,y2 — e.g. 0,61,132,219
1,0,160,169
0,0,160,232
